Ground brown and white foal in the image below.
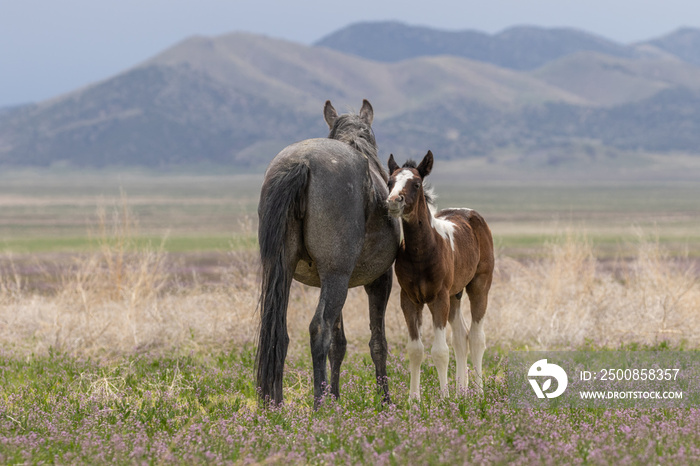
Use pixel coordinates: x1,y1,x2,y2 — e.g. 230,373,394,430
386,151,494,398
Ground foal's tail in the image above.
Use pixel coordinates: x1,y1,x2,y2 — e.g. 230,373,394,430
256,161,310,403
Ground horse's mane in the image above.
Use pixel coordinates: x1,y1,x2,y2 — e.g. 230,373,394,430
328,114,387,182
424,185,438,216
401,160,438,214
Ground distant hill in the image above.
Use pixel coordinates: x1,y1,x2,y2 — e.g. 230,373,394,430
645,28,700,66
2,23,700,170
0,104,26,116
315,21,635,69
530,51,700,106
0,33,586,168
0,62,320,168
378,86,700,162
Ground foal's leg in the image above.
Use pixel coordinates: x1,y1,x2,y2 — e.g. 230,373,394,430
365,269,393,403
466,273,492,393
400,290,424,399
448,294,469,393
310,274,350,408
328,312,346,399
428,292,450,396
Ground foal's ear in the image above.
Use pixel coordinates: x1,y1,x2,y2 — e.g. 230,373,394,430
324,100,338,129
360,99,374,126
388,154,399,174
417,150,434,178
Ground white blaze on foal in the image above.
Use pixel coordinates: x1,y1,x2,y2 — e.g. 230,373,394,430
388,170,416,207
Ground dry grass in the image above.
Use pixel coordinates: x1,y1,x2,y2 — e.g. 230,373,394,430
488,231,699,349
0,199,259,357
1,208,699,358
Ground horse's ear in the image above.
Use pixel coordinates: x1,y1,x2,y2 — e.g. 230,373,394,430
417,150,433,178
324,100,338,129
388,154,399,174
360,99,374,126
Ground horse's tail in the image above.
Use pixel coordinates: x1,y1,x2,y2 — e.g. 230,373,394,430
256,161,310,403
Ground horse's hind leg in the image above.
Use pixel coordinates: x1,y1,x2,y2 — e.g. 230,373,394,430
329,312,346,399
364,268,393,403
466,273,492,393
469,317,486,393
448,294,469,393
309,274,350,408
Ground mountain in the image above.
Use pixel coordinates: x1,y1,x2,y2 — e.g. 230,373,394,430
377,86,700,162
0,32,586,168
530,51,700,106
2,23,700,170
644,28,700,66
315,21,635,70
0,62,319,168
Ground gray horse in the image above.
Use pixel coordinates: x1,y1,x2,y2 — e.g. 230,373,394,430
256,100,400,407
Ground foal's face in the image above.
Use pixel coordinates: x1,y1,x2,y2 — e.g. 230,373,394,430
386,151,434,219
386,168,423,218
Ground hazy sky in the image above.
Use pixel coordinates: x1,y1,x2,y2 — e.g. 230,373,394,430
2,0,699,107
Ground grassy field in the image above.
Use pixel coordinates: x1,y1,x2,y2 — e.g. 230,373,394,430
2,170,700,257
2,347,699,464
1,170,700,463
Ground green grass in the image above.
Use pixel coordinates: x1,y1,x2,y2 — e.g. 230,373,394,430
3,230,698,258
495,232,700,258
